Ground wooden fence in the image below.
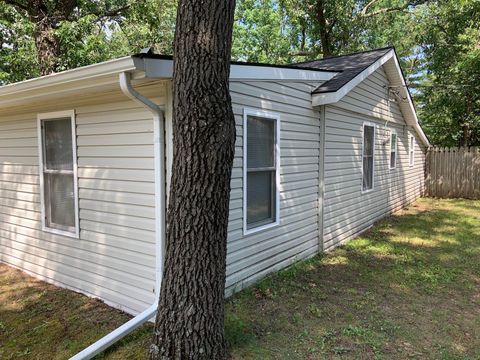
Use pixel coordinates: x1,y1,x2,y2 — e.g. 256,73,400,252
425,147,480,199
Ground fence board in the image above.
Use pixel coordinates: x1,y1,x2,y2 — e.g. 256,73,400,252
426,147,480,199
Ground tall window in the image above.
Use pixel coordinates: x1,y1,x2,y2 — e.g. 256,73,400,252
243,109,280,234
390,131,397,169
38,111,79,237
362,123,375,192
409,135,415,166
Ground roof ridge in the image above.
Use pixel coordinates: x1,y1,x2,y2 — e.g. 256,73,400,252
290,46,394,66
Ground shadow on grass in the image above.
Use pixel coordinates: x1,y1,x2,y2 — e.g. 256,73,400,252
225,200,480,359
1,199,479,359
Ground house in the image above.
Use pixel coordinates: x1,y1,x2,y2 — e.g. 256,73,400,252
0,47,428,319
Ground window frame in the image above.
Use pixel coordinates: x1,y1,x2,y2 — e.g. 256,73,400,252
361,122,376,194
37,110,79,238
243,108,281,235
409,134,415,167
389,130,397,170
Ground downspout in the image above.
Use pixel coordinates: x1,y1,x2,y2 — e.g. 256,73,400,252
70,72,166,360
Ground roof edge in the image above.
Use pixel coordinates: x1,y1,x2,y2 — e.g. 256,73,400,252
290,46,394,67
311,49,395,104
311,49,430,147
0,56,137,99
133,53,337,73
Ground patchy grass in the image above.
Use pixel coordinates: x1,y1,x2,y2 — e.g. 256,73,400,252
1,198,480,359
0,266,152,359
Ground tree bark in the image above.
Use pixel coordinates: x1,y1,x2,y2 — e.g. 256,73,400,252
316,0,333,58
151,0,236,359
33,17,61,75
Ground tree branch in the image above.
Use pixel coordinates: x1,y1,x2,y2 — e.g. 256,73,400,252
92,5,130,18
0,0,29,13
290,51,316,57
53,0,77,19
360,0,429,18
360,0,382,16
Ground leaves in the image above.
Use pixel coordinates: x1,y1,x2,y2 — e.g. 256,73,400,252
414,0,480,146
0,0,478,146
0,0,176,83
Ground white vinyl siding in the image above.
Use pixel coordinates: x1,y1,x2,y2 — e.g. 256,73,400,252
0,84,166,315
226,80,323,294
323,65,426,251
0,66,429,314
243,109,280,234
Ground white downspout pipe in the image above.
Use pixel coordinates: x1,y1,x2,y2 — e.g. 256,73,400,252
70,72,166,360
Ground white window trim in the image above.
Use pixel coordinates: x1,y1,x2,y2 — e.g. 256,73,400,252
389,130,397,170
37,110,79,238
409,134,415,167
243,108,281,235
361,122,376,194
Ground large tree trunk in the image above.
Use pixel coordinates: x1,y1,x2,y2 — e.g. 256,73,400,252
316,0,333,58
151,0,236,359
2,0,80,76
33,18,61,75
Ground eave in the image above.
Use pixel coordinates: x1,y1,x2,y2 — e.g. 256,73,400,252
311,49,430,147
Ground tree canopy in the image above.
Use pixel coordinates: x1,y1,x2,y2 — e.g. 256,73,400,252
0,0,478,146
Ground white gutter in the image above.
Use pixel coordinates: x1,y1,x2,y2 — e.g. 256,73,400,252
70,72,166,360
134,56,337,81
0,57,136,98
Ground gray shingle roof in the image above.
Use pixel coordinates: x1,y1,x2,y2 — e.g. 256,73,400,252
292,47,393,94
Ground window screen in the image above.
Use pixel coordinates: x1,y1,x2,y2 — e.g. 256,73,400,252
390,132,397,169
41,117,77,234
362,124,375,191
409,135,415,166
245,114,278,230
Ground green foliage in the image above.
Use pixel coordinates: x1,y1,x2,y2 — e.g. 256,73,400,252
0,3,38,84
414,0,480,146
232,0,425,65
0,0,176,84
114,0,176,55
232,0,295,62
0,0,478,146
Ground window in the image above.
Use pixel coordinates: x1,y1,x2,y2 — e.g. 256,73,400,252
38,111,79,237
243,109,280,234
409,135,415,166
362,123,375,192
389,131,397,169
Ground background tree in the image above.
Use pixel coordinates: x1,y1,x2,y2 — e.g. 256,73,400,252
414,0,480,146
0,0,176,82
0,2,38,82
0,0,130,75
150,0,236,358
233,0,428,62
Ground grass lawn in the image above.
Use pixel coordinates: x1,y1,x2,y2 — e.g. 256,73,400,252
1,198,480,359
